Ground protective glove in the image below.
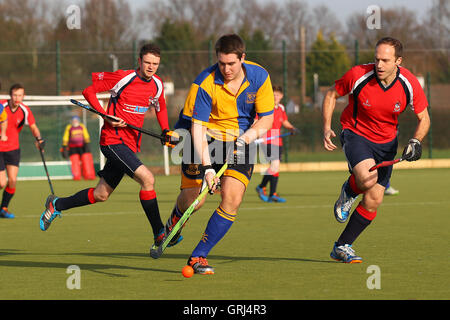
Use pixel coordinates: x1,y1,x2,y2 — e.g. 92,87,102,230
161,129,180,148
402,138,422,162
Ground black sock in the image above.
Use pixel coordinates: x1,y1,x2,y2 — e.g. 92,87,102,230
140,190,164,237
337,211,371,246
260,175,271,188
1,188,15,208
269,175,279,196
55,188,96,211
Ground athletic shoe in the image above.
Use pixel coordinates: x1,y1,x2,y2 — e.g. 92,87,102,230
268,193,286,203
188,256,215,275
256,186,269,202
0,207,15,219
334,181,357,223
330,242,363,264
384,186,399,196
164,213,184,247
39,195,61,231
151,227,166,251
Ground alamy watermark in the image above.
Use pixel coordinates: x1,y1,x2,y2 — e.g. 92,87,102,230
366,265,381,290
66,5,81,30
66,265,81,290
366,5,381,30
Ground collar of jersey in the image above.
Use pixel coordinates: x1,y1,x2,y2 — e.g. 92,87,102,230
135,69,153,83
213,62,248,86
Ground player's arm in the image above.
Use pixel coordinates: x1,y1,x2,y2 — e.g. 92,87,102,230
401,108,431,162
191,120,220,192
412,108,430,142
240,113,274,144
322,85,341,151
0,109,7,141
82,71,126,127
30,123,45,149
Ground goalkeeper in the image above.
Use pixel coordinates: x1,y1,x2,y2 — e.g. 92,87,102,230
61,116,95,180
322,37,430,263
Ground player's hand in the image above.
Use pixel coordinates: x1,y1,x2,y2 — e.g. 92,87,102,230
161,129,180,148
60,146,69,159
289,127,300,135
35,137,45,150
226,137,247,165
105,115,126,127
0,135,7,142
323,129,337,151
402,138,422,161
201,165,219,194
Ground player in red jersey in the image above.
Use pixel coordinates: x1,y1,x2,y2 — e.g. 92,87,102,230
322,37,430,263
39,44,176,251
255,85,297,203
0,83,45,218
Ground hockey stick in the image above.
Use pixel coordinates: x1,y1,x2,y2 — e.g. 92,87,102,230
36,138,55,195
254,132,293,145
369,157,403,172
150,162,228,259
70,99,179,147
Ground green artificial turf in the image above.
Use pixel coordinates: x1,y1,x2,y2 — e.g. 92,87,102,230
0,168,448,300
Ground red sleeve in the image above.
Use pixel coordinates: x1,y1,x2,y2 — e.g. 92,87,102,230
82,70,130,114
411,77,428,114
26,106,36,126
155,90,169,131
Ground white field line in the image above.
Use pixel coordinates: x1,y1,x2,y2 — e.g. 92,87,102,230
18,200,449,219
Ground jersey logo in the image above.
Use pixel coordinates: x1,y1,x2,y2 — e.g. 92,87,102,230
246,92,257,104
362,99,371,107
98,72,104,80
393,102,401,112
148,96,160,112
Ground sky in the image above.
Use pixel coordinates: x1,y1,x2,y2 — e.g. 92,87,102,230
127,0,433,25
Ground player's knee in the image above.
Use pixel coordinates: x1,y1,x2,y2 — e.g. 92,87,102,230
93,190,109,202
357,175,378,191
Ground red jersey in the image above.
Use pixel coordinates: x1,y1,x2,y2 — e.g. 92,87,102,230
83,69,169,152
335,64,428,143
262,104,288,146
0,100,36,152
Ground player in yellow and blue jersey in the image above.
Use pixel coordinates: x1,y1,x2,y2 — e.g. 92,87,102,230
154,34,275,274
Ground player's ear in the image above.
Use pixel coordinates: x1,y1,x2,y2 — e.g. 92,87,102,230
395,56,402,66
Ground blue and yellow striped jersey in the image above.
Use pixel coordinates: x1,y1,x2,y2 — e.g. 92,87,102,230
175,60,274,141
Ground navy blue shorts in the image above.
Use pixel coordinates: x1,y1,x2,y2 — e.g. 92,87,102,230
98,144,143,189
0,149,21,170
340,129,398,187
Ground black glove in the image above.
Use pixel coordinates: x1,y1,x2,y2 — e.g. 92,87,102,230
289,127,300,135
36,137,45,150
402,138,422,162
60,146,69,159
226,137,247,165
161,129,180,148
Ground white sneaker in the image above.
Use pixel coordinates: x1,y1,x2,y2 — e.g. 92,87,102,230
334,181,358,223
384,186,399,196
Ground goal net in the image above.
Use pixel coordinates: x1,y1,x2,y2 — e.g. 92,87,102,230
0,94,170,181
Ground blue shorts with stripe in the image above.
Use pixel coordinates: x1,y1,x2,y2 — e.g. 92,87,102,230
340,129,397,187
98,144,143,189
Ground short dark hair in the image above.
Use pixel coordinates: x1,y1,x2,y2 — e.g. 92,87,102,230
139,43,161,59
376,37,403,59
273,85,283,93
9,83,24,96
215,34,246,59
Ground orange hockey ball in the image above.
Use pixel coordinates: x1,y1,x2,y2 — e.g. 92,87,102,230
182,265,194,278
